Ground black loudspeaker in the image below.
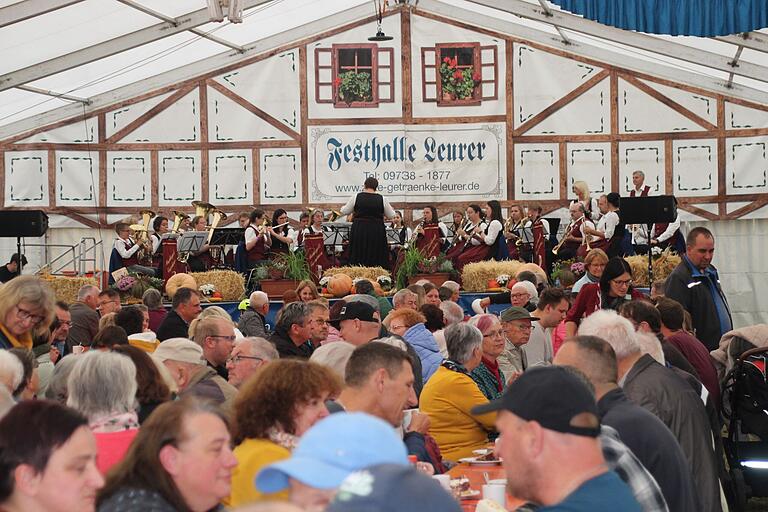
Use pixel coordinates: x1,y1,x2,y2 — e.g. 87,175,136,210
0,210,49,237
620,195,677,225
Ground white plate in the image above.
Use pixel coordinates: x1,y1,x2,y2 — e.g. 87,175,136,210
472,448,493,456
459,489,481,499
458,456,502,466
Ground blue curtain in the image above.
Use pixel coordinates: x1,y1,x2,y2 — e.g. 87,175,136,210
550,0,768,37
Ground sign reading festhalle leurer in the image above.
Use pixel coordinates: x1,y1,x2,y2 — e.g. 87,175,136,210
308,123,507,203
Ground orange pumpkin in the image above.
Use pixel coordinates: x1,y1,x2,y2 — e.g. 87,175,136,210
166,273,197,299
327,273,353,297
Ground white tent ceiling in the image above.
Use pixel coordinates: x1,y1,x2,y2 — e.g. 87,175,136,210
2,0,768,139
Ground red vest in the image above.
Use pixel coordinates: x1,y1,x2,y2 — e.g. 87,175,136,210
630,185,650,197
245,226,267,262
119,238,138,267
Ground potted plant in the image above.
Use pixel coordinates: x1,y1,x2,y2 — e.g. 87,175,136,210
438,56,481,104
112,272,164,302
335,70,373,105
259,251,311,298
396,245,454,289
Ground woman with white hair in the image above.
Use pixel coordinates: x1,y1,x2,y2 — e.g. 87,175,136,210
67,350,139,474
420,323,496,460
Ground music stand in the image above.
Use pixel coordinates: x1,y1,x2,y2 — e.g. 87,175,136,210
620,195,677,284
178,232,207,257
385,227,401,246
209,228,245,246
323,222,351,249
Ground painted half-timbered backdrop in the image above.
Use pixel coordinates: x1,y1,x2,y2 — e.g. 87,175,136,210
2,5,768,231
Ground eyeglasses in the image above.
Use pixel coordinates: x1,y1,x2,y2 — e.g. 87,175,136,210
97,300,119,309
209,334,237,342
611,278,633,287
228,355,263,364
483,330,504,338
311,318,328,325
509,323,532,331
15,306,44,324
510,293,529,299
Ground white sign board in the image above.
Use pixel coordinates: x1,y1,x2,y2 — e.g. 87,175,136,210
308,123,506,203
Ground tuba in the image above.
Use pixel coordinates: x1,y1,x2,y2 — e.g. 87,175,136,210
133,209,155,263
327,210,342,222
207,208,228,245
171,210,190,233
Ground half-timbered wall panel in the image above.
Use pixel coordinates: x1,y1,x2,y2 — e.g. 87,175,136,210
2,6,768,227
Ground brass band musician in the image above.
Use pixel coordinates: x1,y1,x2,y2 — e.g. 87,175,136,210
113,222,157,276
244,209,271,269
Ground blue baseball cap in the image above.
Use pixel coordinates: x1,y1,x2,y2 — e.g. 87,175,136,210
256,412,409,493
327,463,461,512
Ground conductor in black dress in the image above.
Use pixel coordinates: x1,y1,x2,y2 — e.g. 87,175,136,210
340,177,396,268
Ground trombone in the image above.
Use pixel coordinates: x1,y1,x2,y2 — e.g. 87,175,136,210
552,218,575,256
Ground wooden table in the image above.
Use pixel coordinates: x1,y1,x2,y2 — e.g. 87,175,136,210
446,462,524,511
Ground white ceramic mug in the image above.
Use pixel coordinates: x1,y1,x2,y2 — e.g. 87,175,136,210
482,483,506,505
401,408,418,430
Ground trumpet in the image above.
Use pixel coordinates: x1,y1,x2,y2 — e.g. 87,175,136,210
448,216,471,250
327,210,342,222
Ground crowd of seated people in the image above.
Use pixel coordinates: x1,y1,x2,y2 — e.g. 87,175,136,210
0,218,750,512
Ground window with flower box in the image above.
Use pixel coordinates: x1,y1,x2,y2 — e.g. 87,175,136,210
315,44,395,108
421,42,498,106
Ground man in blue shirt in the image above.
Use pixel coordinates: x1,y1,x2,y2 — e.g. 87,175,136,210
473,366,641,511
665,227,732,350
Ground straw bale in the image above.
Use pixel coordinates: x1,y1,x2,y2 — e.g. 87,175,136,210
624,249,681,287
190,270,245,301
461,260,524,292
39,273,98,303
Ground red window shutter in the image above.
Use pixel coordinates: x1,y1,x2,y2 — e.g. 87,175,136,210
377,47,395,103
421,47,438,102
479,45,498,101
315,47,334,103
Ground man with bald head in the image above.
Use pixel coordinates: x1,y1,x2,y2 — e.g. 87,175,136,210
66,284,100,351
226,337,278,388
193,316,236,380
554,336,699,512
578,310,722,512
238,290,270,337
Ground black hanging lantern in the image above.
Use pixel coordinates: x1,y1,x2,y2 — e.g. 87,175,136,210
368,0,394,41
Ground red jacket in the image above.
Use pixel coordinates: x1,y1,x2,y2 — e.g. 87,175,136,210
566,283,646,325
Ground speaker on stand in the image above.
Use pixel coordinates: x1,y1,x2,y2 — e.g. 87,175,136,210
619,195,677,285
0,211,49,278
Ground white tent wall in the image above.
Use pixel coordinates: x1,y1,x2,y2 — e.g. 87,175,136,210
1,2,767,328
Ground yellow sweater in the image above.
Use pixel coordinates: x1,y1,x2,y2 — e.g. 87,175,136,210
420,365,497,460
225,438,290,507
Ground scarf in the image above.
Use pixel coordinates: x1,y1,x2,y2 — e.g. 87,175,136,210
0,323,32,349
267,427,300,450
441,359,469,375
481,356,503,392
90,411,140,433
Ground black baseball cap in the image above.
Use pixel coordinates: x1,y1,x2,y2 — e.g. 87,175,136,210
329,301,377,329
472,366,600,437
